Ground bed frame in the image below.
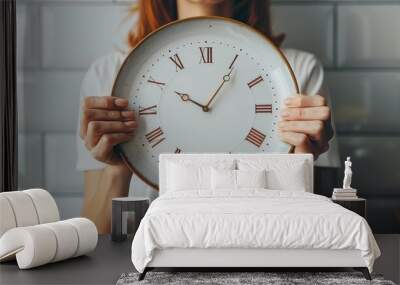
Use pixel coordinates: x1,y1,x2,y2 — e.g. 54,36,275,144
139,154,371,281
140,248,370,280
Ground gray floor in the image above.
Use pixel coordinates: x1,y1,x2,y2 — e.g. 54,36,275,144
0,235,134,285
1,235,398,285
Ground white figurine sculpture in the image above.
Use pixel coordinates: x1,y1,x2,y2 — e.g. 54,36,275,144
332,156,357,199
343,157,353,189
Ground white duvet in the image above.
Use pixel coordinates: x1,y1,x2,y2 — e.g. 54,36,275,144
131,190,380,273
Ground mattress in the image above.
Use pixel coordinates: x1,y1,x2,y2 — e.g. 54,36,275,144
131,190,380,273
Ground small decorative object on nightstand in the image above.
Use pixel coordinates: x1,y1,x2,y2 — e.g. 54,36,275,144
332,157,358,200
111,197,149,242
331,198,367,218
331,157,366,217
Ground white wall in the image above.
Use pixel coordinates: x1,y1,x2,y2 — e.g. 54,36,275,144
17,0,137,216
16,1,400,280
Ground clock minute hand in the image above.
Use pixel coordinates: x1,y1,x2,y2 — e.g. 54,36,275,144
204,68,233,110
174,91,208,111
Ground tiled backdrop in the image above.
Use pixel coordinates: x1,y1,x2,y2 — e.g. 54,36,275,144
17,0,400,230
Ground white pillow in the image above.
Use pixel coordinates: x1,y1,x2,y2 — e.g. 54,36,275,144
167,163,208,191
167,160,235,191
268,164,306,191
236,169,267,189
211,169,267,190
238,159,308,191
211,168,236,190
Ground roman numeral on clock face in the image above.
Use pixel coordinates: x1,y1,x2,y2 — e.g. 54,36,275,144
169,53,184,71
199,47,213,63
247,76,264,89
145,127,165,148
255,104,272,113
245,128,266,148
139,105,157,116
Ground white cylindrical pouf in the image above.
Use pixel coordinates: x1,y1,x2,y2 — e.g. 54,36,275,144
23,189,60,224
0,192,39,227
65,218,98,257
42,221,79,263
0,196,17,237
0,218,97,269
0,226,57,269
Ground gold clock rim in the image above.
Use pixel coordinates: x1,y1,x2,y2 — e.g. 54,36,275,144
111,16,300,191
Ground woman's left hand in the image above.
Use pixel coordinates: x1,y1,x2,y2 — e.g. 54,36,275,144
278,94,334,159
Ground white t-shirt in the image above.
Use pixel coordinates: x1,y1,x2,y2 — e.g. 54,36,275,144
76,48,340,198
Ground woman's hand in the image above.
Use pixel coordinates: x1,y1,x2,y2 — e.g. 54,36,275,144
278,94,333,159
80,96,137,166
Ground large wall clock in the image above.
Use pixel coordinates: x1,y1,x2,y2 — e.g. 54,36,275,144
112,16,299,189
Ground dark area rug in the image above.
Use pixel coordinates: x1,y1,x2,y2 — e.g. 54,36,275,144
116,271,396,285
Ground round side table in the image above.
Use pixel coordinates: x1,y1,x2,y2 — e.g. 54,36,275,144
111,197,149,242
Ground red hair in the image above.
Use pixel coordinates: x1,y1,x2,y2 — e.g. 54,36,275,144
128,0,284,48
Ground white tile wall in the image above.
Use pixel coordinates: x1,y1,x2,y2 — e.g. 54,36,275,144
19,71,84,132
338,5,400,67
41,4,136,69
18,0,115,3
17,0,400,242
14,1,400,282
326,71,400,132
18,133,43,189
337,136,400,193
53,196,83,220
115,0,135,3
45,133,84,193
17,71,27,132
272,4,334,66
16,3,41,68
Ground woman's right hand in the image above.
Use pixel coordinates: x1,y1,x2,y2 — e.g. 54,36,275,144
80,96,137,166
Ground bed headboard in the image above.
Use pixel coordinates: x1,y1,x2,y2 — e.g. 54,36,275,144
159,153,314,195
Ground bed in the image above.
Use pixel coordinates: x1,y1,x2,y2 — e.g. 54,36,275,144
131,154,380,280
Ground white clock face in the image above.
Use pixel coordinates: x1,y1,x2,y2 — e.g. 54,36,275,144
113,17,298,188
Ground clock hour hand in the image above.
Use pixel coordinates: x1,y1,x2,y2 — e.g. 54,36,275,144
174,91,208,111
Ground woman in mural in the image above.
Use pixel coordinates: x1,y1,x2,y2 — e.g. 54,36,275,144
77,0,335,233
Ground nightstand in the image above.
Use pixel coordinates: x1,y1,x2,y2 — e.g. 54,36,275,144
111,197,150,242
331,198,366,218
